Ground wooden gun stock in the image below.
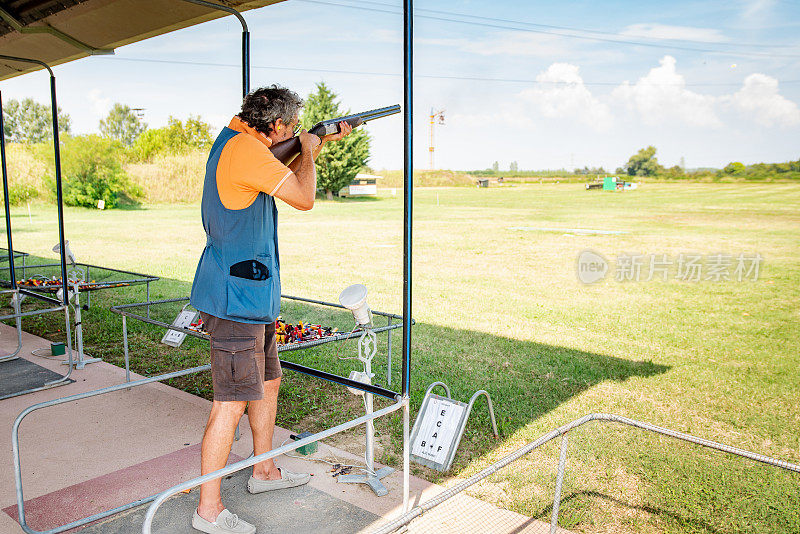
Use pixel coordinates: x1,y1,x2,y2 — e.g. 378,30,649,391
270,137,303,165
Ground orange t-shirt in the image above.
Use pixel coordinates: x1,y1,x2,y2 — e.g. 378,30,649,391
216,116,293,210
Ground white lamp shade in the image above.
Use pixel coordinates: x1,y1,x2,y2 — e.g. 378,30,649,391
52,240,77,265
339,284,371,325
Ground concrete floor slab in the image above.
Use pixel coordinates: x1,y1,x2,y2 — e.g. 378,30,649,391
79,470,382,534
0,322,557,534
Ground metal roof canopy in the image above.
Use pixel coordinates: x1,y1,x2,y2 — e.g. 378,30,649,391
0,0,282,81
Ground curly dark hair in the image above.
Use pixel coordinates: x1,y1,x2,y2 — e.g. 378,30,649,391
238,85,304,135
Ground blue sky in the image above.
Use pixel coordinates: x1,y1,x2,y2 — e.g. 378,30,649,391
2,0,799,171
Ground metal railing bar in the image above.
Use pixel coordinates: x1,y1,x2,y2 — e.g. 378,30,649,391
12,364,211,532
370,413,800,534
550,433,569,534
281,293,406,320
423,381,451,399
280,360,399,400
111,304,403,347
110,295,406,321
114,306,399,397
0,261,159,283
111,296,190,310
17,289,61,305
141,398,406,534
0,305,68,321
0,304,74,402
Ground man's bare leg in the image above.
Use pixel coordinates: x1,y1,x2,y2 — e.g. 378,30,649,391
248,376,282,480
197,400,247,521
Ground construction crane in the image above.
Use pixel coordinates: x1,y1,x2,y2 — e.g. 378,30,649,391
428,108,445,169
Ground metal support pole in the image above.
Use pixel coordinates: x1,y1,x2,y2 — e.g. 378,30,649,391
0,295,22,363
386,316,392,385
403,396,410,512
401,0,414,513
401,0,413,401
177,1,249,97
85,265,91,308
1,90,17,291
242,30,250,97
122,315,130,383
0,90,23,362
49,74,69,310
63,283,100,368
0,56,74,399
338,329,393,495
550,433,569,534
365,355,375,471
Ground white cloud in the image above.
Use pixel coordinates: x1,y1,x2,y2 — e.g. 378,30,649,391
612,55,720,127
417,32,573,58
742,0,776,19
620,23,728,43
518,63,611,128
87,89,112,120
463,32,572,58
724,73,800,127
369,29,401,44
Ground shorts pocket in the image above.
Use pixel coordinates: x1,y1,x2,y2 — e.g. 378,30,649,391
211,337,260,399
226,275,277,321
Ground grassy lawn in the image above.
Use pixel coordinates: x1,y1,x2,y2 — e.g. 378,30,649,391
3,182,799,533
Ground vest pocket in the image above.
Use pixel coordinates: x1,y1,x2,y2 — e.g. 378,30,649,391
226,275,277,321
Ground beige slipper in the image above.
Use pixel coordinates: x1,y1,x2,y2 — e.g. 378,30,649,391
247,468,310,494
192,508,255,534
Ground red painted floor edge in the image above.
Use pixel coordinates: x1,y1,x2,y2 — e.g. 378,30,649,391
3,443,244,532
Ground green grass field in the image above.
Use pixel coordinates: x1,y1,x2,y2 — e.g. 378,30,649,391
3,183,799,533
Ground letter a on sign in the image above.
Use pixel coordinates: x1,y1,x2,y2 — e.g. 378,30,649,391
410,394,468,471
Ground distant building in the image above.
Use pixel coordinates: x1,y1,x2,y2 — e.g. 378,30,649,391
339,173,380,197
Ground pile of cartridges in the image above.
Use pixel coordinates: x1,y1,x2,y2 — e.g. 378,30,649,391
276,319,338,345
16,277,63,289
188,316,207,335
17,277,130,292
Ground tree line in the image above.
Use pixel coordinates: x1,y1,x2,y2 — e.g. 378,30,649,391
474,146,800,182
617,146,800,181
2,82,370,208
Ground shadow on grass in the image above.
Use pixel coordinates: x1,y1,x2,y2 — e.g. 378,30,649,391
542,491,723,534
2,263,668,474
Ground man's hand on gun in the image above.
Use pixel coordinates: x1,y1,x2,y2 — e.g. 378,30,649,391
298,129,321,153
321,120,353,144
298,121,352,154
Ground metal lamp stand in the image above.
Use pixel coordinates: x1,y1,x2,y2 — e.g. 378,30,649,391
338,327,394,496
62,276,100,369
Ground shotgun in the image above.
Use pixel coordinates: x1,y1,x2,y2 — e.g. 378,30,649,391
270,104,401,164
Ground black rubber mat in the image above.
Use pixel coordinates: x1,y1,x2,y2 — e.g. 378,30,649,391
0,357,73,398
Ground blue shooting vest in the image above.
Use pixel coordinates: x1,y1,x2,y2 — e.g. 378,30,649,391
189,127,281,324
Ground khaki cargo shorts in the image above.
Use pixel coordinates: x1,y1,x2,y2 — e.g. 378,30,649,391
200,312,282,402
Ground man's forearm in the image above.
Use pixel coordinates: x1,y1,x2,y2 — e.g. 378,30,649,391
312,141,325,161
288,140,325,173
293,147,317,202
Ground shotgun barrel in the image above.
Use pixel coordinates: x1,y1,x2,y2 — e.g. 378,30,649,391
270,104,401,164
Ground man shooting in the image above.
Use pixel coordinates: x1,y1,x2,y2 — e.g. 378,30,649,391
189,85,352,534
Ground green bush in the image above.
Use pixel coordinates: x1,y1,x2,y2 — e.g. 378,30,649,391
7,183,38,205
38,134,143,208
723,162,746,175
131,116,214,161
